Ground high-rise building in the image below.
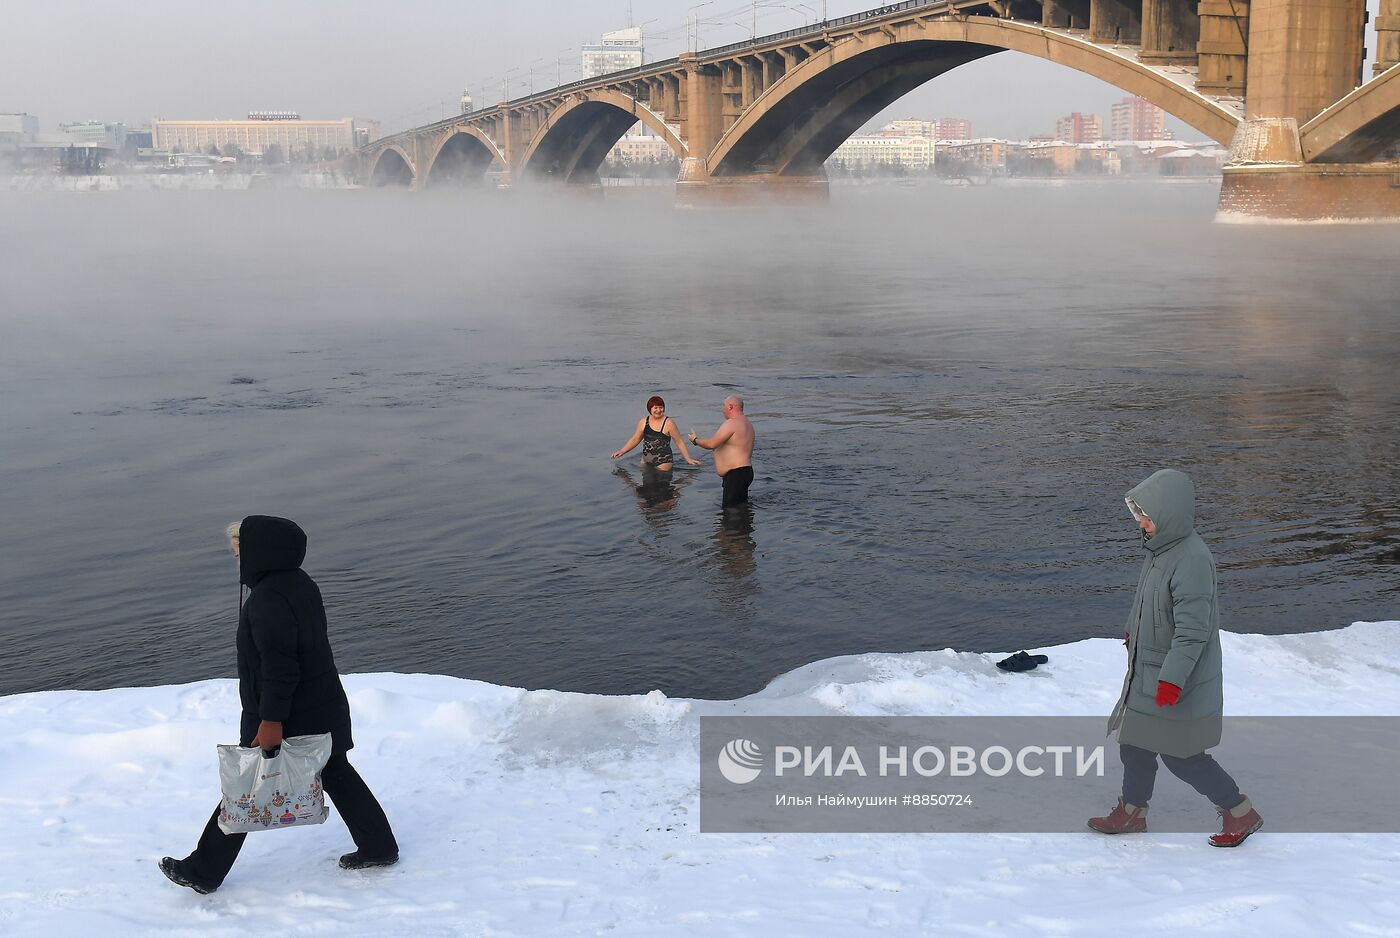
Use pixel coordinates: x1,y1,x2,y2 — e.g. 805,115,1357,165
0,113,40,135
938,138,1011,171
0,113,40,153
829,133,934,169
608,134,679,164
934,118,973,141
582,27,644,79
152,115,355,157
1017,141,1081,175
880,119,936,138
461,89,474,114
1111,97,1167,141
59,121,127,149
1055,112,1103,144
354,121,381,149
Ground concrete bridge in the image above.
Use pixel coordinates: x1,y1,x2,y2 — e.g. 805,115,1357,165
360,0,1400,221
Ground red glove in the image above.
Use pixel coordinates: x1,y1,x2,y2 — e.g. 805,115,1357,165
1155,681,1182,707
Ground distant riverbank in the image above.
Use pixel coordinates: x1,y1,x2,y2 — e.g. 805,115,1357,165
2,171,1223,193
832,174,1221,187
3,171,355,192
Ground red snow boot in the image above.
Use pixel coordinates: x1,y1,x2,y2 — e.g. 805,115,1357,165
1209,798,1262,847
1087,797,1147,834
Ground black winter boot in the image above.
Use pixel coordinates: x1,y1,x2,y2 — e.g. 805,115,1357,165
339,850,399,870
159,857,218,894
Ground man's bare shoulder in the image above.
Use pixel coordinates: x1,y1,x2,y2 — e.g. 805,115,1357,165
719,416,749,434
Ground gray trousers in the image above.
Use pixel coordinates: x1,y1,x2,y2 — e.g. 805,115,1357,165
1120,743,1246,811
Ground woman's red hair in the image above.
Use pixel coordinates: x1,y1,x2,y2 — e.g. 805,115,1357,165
646,395,665,411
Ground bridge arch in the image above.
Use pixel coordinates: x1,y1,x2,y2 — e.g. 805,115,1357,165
521,90,688,185
1301,66,1400,162
424,127,506,187
368,145,415,187
707,17,1241,177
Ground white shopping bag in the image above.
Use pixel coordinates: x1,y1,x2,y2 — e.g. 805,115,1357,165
217,733,332,834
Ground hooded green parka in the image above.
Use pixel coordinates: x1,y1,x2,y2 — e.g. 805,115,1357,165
1107,469,1224,758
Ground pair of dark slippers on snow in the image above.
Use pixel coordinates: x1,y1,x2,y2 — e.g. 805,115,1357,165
995,651,1049,672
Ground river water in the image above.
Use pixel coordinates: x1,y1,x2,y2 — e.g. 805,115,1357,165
1,180,1397,699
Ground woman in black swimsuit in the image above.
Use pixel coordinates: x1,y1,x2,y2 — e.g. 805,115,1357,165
611,395,700,471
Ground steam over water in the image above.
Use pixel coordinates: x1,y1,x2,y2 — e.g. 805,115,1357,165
1,182,1397,699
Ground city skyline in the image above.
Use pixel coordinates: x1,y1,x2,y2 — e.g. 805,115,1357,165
2,100,1190,146
7,0,1383,139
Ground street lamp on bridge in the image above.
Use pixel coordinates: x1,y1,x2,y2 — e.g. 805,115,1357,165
737,1,818,40
526,57,547,95
502,66,524,102
688,1,716,52
554,48,575,88
638,18,659,64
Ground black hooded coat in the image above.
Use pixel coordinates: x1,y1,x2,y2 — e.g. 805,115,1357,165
236,515,353,754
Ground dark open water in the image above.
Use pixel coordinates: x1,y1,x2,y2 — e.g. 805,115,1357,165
1,181,1397,699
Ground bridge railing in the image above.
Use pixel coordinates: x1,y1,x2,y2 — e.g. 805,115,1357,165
495,0,950,110
523,58,683,104
379,56,686,143
705,0,946,57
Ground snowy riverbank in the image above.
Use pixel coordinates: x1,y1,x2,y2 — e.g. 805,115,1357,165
2,622,1397,936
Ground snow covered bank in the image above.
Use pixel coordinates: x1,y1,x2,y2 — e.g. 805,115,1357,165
2,623,1398,936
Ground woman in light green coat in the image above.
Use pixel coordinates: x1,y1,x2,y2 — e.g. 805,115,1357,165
1090,469,1263,847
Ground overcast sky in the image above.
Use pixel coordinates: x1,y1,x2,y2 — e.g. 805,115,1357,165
2,0,1383,140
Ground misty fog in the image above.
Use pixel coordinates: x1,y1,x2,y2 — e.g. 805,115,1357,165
2,184,1398,699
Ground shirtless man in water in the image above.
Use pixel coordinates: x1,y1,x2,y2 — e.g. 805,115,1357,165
688,395,755,507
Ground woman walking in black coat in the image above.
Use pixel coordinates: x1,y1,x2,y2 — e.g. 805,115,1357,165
160,515,399,894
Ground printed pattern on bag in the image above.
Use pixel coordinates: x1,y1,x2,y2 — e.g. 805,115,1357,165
216,734,332,834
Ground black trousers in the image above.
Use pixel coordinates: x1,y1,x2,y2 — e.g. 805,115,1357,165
1120,743,1246,811
721,465,754,507
184,752,398,887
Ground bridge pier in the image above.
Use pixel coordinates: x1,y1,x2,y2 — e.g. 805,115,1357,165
1381,0,1400,74
1219,162,1400,222
675,169,829,207
1217,118,1400,222
1140,0,1200,64
1211,0,1400,222
1089,0,1143,44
